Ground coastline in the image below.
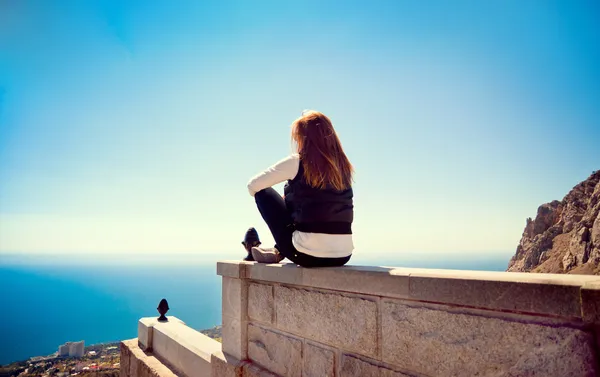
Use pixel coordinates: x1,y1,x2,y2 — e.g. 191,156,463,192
1,327,223,371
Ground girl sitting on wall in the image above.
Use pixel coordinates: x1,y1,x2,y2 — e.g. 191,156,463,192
243,110,354,268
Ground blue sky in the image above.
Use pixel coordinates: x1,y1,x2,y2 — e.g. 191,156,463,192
0,1,599,260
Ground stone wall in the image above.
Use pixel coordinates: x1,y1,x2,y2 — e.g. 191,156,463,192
122,261,600,377
217,261,600,377
121,316,222,377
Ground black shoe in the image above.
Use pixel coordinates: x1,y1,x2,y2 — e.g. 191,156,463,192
242,227,261,261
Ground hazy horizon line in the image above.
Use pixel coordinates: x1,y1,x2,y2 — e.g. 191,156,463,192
0,249,513,268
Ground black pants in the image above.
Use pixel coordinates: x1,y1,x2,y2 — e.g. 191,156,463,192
254,188,351,268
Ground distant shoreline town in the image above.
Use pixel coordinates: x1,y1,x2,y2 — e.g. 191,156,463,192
1,326,222,377
1,341,120,377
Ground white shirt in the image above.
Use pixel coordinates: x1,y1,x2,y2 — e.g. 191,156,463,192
247,154,354,258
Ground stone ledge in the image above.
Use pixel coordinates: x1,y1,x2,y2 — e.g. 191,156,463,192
153,321,221,377
582,282,600,323
218,261,254,279
134,316,221,377
138,317,185,351
210,352,280,377
408,271,584,318
242,363,279,377
217,261,600,319
211,351,248,377
120,338,179,377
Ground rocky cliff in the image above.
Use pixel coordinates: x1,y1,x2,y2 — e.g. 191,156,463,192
508,170,600,275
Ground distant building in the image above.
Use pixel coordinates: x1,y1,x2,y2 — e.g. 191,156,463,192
57,341,84,358
58,345,69,357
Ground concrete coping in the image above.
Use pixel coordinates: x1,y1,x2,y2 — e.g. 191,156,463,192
217,260,600,320
138,316,221,377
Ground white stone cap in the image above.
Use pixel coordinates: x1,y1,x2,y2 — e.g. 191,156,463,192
217,260,600,320
138,316,221,377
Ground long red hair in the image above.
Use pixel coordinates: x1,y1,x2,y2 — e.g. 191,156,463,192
291,110,354,191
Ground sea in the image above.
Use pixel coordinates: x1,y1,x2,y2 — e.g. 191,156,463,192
0,251,511,365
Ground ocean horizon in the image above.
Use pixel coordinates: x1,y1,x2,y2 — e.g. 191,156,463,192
0,251,512,365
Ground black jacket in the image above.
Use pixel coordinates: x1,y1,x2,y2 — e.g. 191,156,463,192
284,162,353,234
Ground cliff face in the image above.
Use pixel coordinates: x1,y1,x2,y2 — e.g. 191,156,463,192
508,170,600,275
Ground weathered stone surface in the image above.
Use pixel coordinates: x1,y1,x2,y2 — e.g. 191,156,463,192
211,351,246,377
247,324,302,377
222,277,249,361
409,272,584,317
303,342,335,377
137,317,185,352
275,286,378,356
120,340,133,377
382,299,598,377
582,282,600,323
138,319,155,351
340,355,379,377
243,363,278,377
380,368,413,377
246,263,304,285
218,261,249,278
120,339,178,377
340,355,411,377
222,316,248,361
248,283,273,324
152,321,218,377
223,277,247,319
301,266,410,298
139,357,177,377
129,346,139,377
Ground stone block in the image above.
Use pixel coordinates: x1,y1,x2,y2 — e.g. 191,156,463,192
246,262,304,285
138,318,156,351
211,351,246,377
275,286,378,357
302,266,410,299
129,348,139,377
218,261,250,278
222,276,249,360
340,355,412,377
247,324,302,377
248,283,274,324
222,315,248,361
243,363,278,377
223,277,248,319
139,357,173,377
582,282,600,323
409,270,587,317
138,361,150,377
151,320,220,377
381,299,598,377
120,340,134,377
144,357,178,377
137,317,185,352
340,355,379,377
119,338,178,377
303,342,335,377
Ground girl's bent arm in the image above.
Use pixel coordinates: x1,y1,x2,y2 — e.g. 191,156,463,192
247,155,299,196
